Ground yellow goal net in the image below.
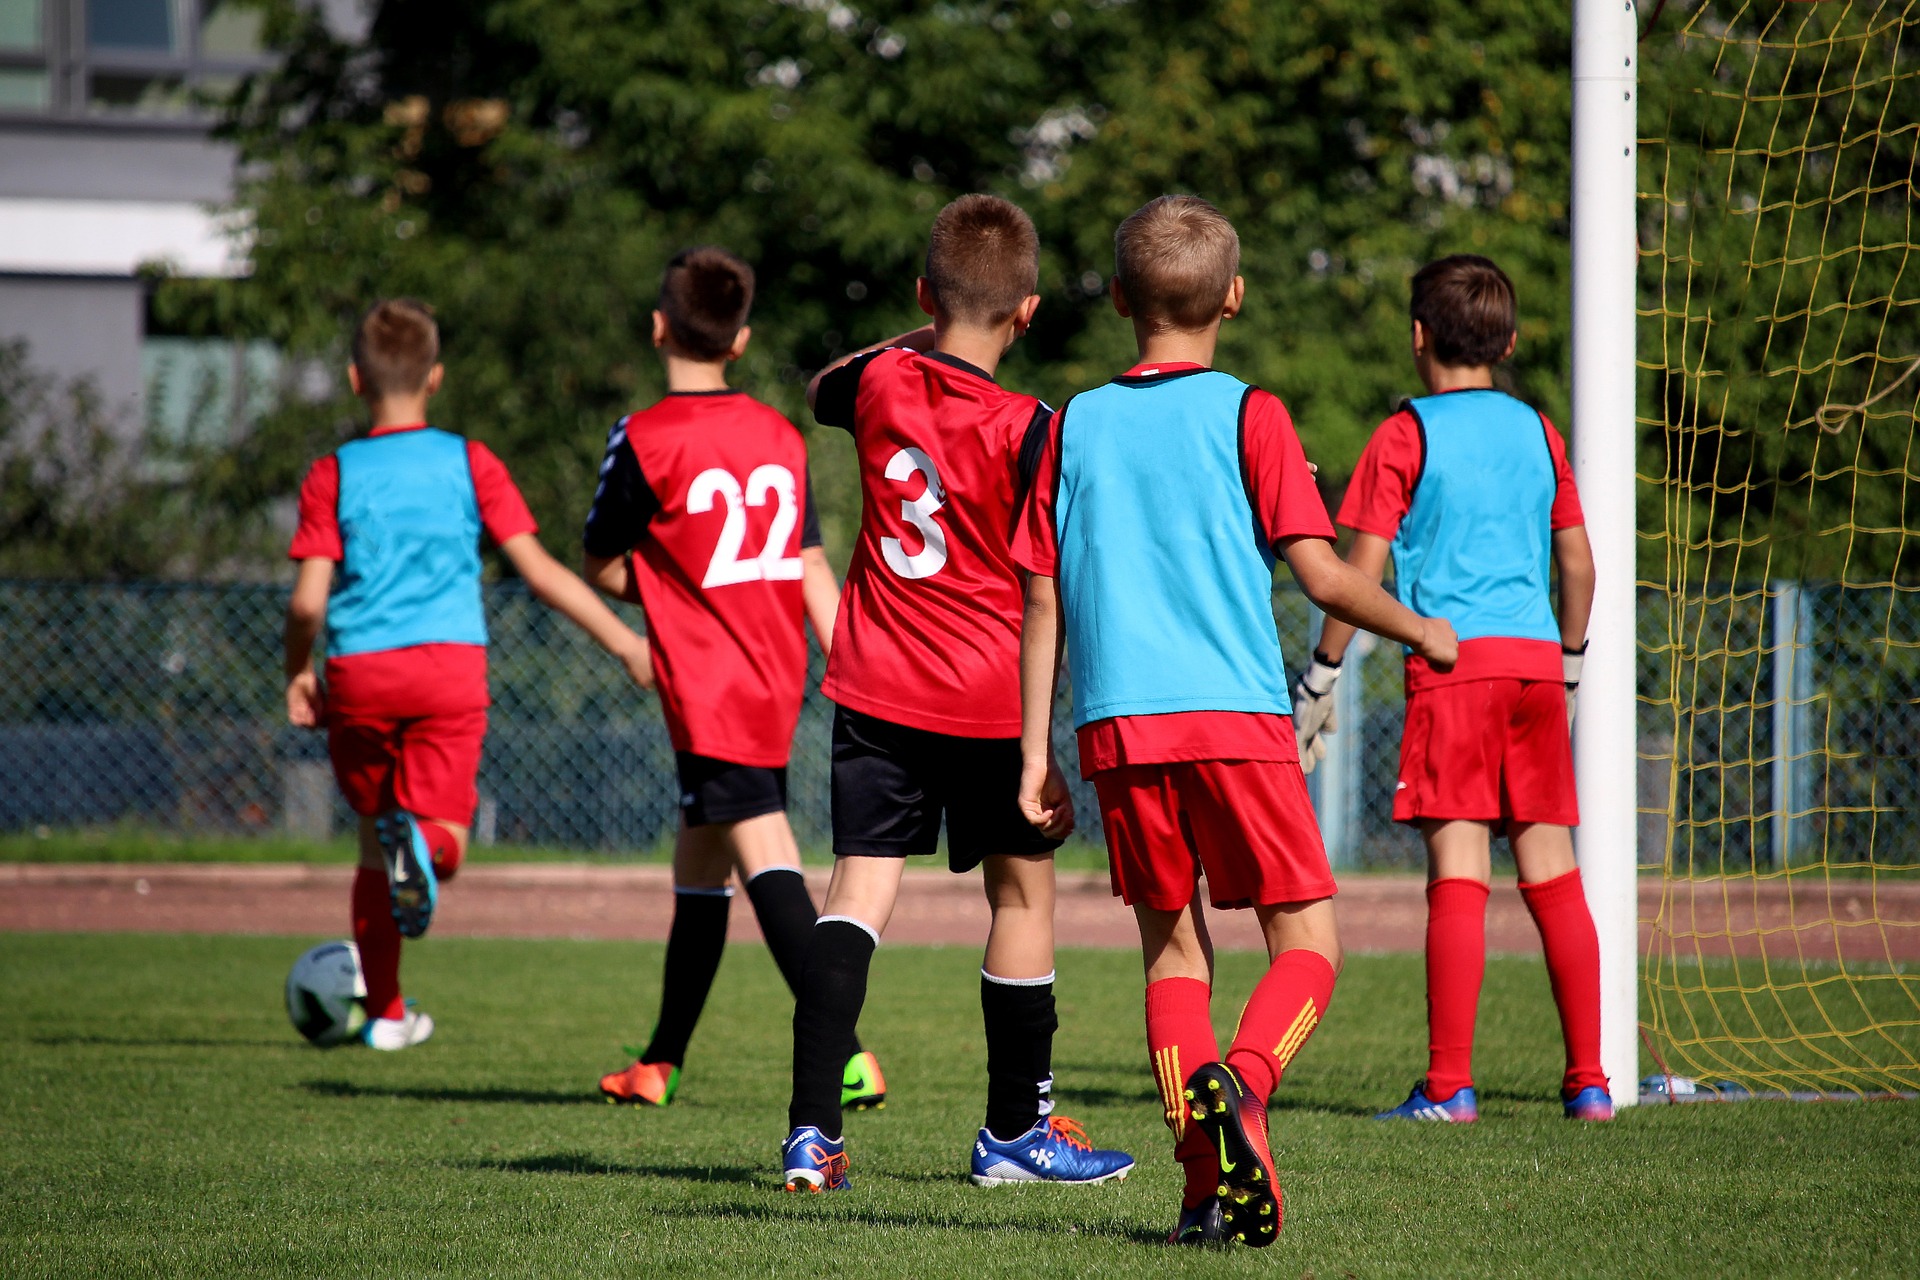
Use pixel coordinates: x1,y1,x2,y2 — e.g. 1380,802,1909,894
1639,0,1920,1096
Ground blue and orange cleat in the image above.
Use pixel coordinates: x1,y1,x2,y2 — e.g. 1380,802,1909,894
782,1126,850,1192
1563,1085,1615,1121
1375,1081,1479,1123
376,810,438,939
1184,1063,1281,1248
968,1115,1134,1187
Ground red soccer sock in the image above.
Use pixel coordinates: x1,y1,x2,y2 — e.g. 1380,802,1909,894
1224,948,1337,1102
351,865,405,1022
1520,867,1608,1095
1424,877,1491,1102
419,819,463,880
1145,976,1220,1210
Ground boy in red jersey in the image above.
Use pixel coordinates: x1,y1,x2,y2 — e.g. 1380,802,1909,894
1294,254,1610,1124
781,195,1132,1193
285,299,652,1051
1015,197,1457,1245
581,247,884,1110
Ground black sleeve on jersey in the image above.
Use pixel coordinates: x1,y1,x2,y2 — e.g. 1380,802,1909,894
1013,400,1055,510
581,419,662,557
801,472,824,550
811,348,887,430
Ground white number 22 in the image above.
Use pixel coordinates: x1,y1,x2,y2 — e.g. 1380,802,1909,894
687,464,804,588
880,447,948,580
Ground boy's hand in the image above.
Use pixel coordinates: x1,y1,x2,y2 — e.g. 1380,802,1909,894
1414,617,1459,671
1018,754,1075,840
286,670,325,729
618,638,656,692
1292,654,1342,774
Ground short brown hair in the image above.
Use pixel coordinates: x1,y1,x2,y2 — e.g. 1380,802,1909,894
1113,195,1240,331
1410,255,1517,367
351,298,439,398
924,195,1040,327
659,246,755,360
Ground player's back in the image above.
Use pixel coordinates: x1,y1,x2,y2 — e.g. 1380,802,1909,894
329,427,487,658
818,347,1048,738
604,391,815,767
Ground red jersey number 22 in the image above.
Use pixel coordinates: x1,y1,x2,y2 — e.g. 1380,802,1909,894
689,465,803,588
880,447,948,580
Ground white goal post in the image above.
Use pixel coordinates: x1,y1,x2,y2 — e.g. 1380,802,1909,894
1570,0,1641,1107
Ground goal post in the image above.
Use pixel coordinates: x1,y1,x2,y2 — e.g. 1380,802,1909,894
1570,0,1642,1108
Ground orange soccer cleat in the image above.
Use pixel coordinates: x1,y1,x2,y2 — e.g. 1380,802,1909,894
599,1059,680,1107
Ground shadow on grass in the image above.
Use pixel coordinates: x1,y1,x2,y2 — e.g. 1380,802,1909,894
460,1152,760,1184
1052,1082,1159,1108
298,1080,603,1106
33,1034,293,1049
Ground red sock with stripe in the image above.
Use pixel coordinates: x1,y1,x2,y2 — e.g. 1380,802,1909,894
1145,977,1220,1211
1424,877,1491,1102
351,865,405,1022
1224,949,1337,1101
1519,868,1608,1095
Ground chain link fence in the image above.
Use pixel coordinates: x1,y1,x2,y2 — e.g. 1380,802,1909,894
2,581,1914,869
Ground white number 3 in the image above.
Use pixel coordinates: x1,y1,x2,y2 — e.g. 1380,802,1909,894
687,464,804,588
881,447,948,579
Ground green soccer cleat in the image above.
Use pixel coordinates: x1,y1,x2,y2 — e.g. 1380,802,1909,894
842,1050,888,1111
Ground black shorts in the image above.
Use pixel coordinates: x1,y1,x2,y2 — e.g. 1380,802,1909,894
830,706,1062,872
676,752,788,828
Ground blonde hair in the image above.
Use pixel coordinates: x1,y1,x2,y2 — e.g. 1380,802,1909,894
1113,195,1240,331
351,299,439,397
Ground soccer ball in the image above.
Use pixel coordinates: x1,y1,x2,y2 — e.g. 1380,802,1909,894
286,940,367,1047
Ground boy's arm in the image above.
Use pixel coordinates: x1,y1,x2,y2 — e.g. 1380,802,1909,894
501,534,654,691
801,546,840,657
1282,536,1456,668
1311,532,1391,663
805,325,936,414
1016,572,1075,839
582,552,643,605
1553,524,1596,722
1291,532,1391,771
283,558,334,728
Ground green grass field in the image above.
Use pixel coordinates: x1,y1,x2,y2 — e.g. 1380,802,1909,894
4,934,1917,1278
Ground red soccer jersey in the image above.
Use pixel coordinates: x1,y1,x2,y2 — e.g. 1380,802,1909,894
1337,403,1584,690
583,390,822,768
814,347,1053,738
288,423,538,716
1014,361,1332,774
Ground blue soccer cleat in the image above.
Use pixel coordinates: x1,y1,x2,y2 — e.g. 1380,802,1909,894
376,810,438,939
1376,1081,1479,1123
782,1126,850,1192
969,1115,1134,1187
1563,1085,1615,1121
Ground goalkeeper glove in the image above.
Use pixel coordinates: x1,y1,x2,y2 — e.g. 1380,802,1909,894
1563,641,1587,729
1292,652,1342,775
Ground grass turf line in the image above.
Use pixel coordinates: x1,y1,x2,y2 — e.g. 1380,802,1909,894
2,935,1917,1278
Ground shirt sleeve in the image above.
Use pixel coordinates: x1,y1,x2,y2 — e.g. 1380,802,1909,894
1011,406,1063,576
1335,410,1423,540
581,417,662,558
287,455,342,561
811,348,887,430
465,441,540,544
1241,390,1336,548
801,471,824,550
1542,414,1586,529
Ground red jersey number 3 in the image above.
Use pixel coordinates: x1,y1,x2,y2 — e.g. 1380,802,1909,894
691,464,804,587
880,447,948,580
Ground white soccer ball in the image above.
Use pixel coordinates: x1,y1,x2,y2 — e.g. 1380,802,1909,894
286,940,368,1047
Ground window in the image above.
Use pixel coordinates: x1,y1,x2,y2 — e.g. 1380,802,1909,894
0,0,271,119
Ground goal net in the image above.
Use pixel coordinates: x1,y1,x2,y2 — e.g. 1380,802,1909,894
1639,0,1920,1096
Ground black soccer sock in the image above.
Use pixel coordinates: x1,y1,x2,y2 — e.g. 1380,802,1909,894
981,970,1059,1142
748,866,863,1056
638,887,732,1068
789,917,877,1139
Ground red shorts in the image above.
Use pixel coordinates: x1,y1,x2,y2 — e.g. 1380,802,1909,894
1093,760,1336,911
1394,678,1578,830
326,708,488,825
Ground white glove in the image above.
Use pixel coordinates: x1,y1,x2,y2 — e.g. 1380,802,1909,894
1292,654,1342,775
1563,642,1587,730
